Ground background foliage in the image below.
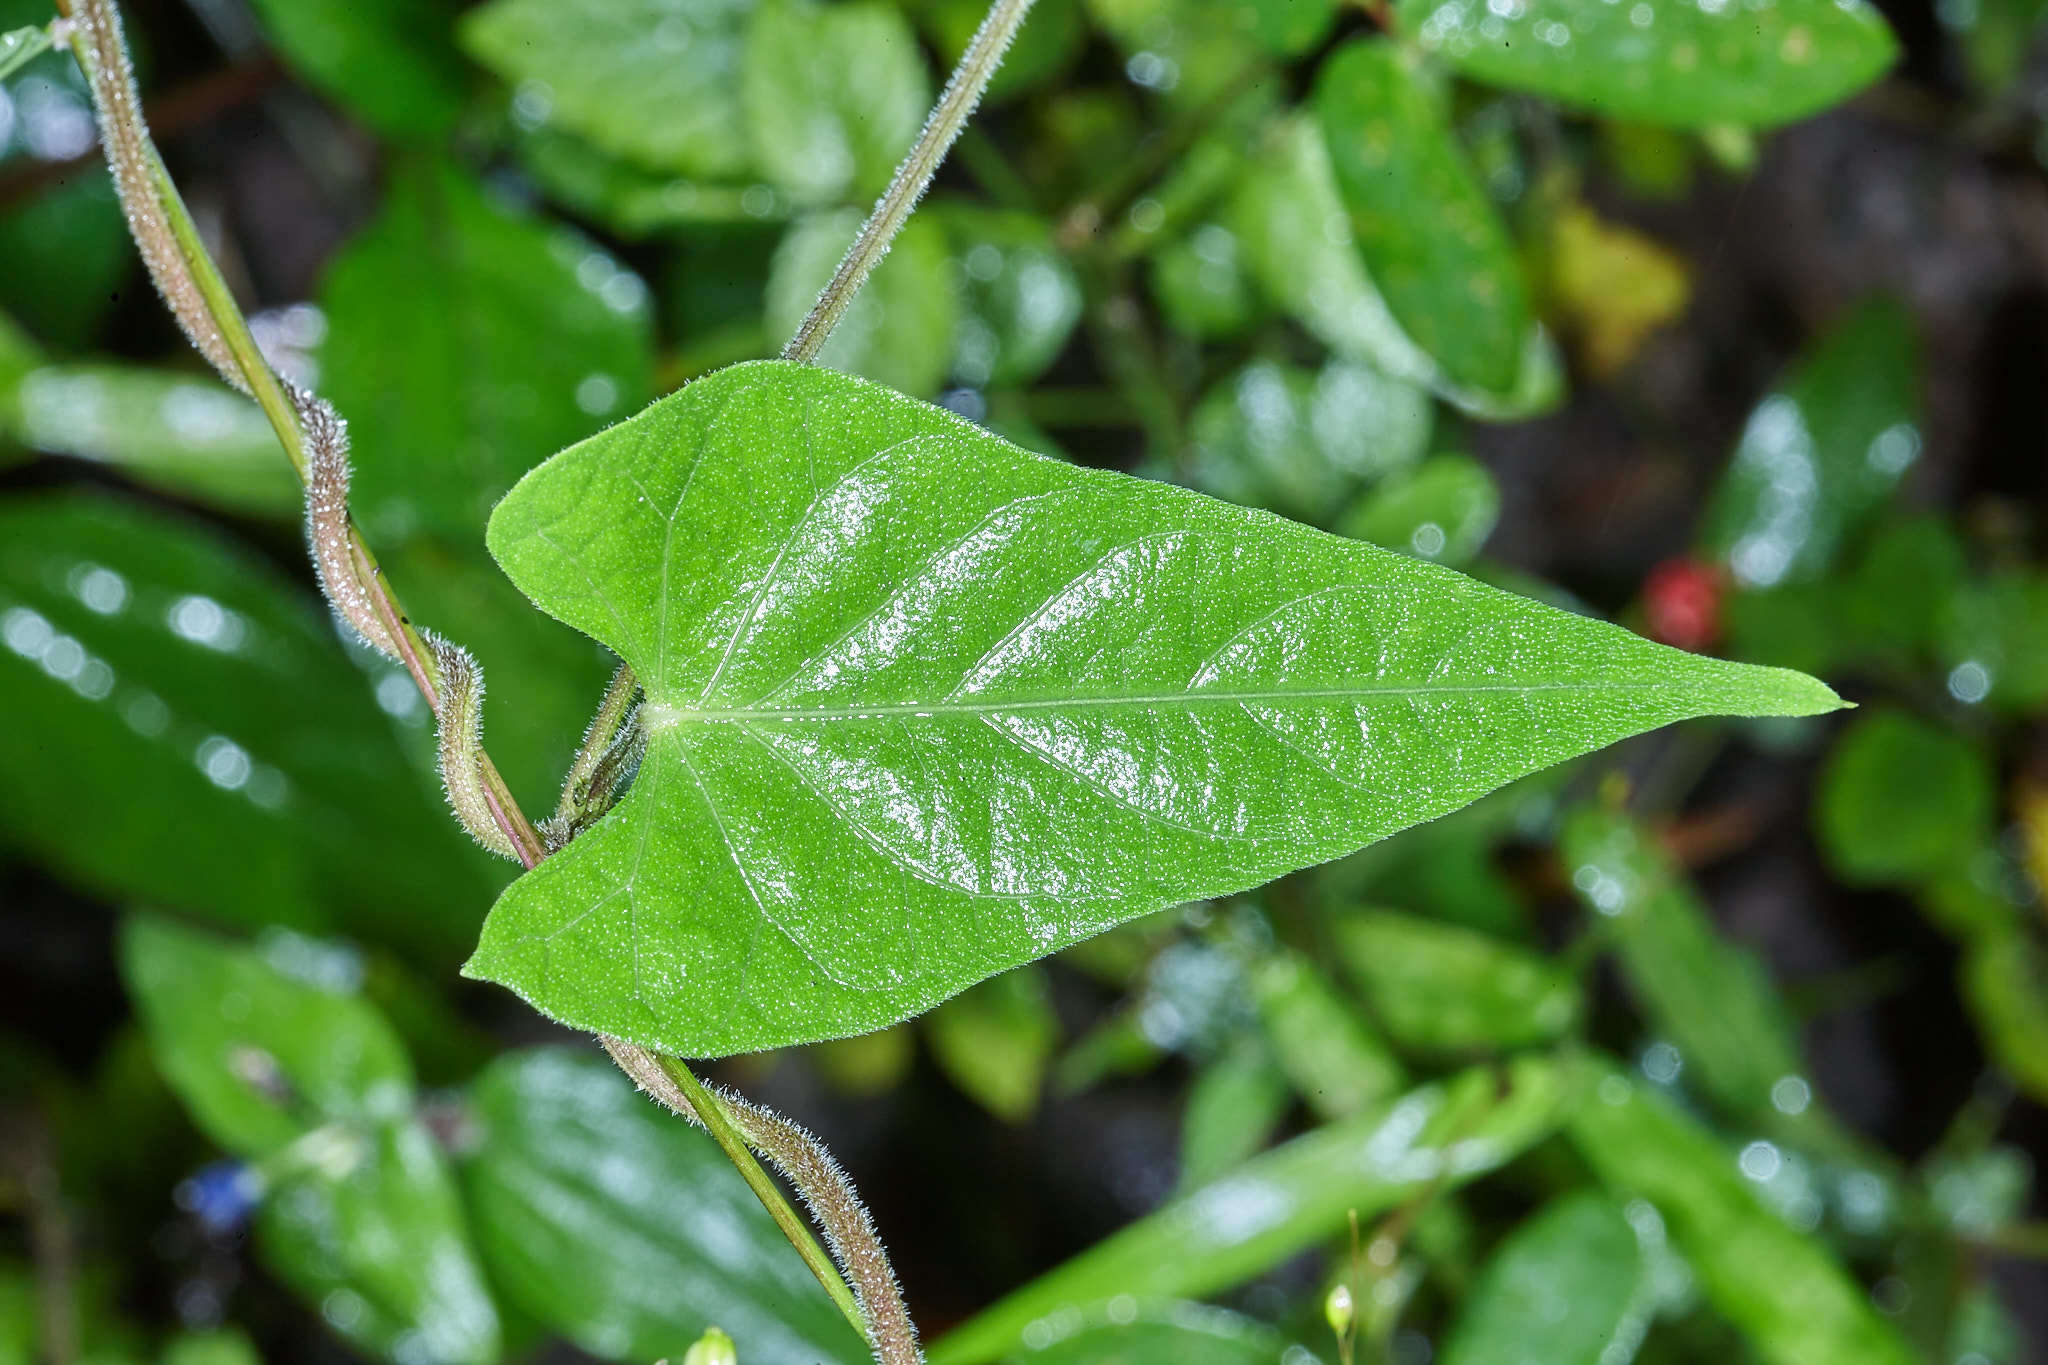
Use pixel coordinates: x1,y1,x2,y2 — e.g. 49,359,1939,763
0,0,2045,1363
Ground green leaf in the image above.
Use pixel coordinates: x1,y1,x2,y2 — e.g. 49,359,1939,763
1149,223,1266,342
1177,1038,1292,1190
1249,950,1407,1120
243,0,467,138
1698,297,1921,589
1330,910,1580,1054
1815,709,1994,888
320,160,654,545
1229,116,1561,419
472,361,1842,1057
1568,1056,1916,1365
997,1301,1300,1364
259,1119,500,1365
160,1330,263,1365
1187,359,1431,522
1943,572,2048,713
1338,453,1500,567
743,0,930,205
1316,43,1533,397
765,211,958,397
0,496,494,956
459,1047,868,1365
1399,0,1898,130
1439,1193,1645,1365
0,25,51,85
460,0,754,181
1960,928,2048,1104
1560,808,1814,1131
925,966,1059,1122
911,0,1086,103
511,126,779,238
120,916,412,1157
930,1055,1572,1365
931,202,1085,390
0,171,131,353
8,364,297,516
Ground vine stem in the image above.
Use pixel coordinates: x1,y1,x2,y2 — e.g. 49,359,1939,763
56,0,547,870
783,0,1038,364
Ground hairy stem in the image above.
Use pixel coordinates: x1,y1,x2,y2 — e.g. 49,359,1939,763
60,0,546,869
783,0,1038,364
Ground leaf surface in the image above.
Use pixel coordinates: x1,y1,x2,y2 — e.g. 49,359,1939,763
474,361,1841,1056
244,0,467,137
1399,0,1897,130
1439,1193,1644,1365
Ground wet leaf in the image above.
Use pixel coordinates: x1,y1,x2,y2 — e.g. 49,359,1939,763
930,1056,1573,1365
1698,297,1921,590
121,916,411,1158
471,361,1842,1057
245,0,466,138
8,364,296,516
926,965,1060,1123
1331,910,1579,1054
1338,453,1500,567
998,1301,1301,1364
461,0,754,180
1560,808,1813,1131
459,1048,868,1365
1399,0,1898,129
1187,359,1432,522
1816,709,1994,888
1440,1193,1645,1365
1568,1057,1916,1365
0,496,495,956
1316,43,1532,397
1249,950,1407,1120
743,0,930,205
1230,116,1561,420
765,211,958,397
320,160,654,545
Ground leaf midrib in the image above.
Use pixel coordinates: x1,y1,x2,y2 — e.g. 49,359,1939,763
639,678,1691,730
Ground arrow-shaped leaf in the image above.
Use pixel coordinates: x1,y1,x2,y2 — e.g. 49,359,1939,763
470,361,1840,1056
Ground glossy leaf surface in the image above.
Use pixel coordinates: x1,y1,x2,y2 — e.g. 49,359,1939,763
743,0,930,205
474,361,1839,1056
1317,43,1532,397
1568,1057,1915,1365
244,0,467,137
320,160,654,544
0,496,493,956
1332,910,1580,1054
1439,1193,1644,1365
929,1056,1572,1365
460,0,754,181
1400,0,1898,130
459,1048,867,1364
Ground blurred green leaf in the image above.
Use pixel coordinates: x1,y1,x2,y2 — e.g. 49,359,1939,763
1816,709,1994,888
0,25,50,85
1187,358,1431,521
926,965,1060,1123
1925,1144,2032,1237
1331,909,1579,1054
1249,950,1407,1120
931,202,1084,389
0,173,131,351
461,0,753,180
1568,1056,1916,1365
7,365,297,516
912,0,1086,102
0,496,494,956
1149,224,1265,342
997,1301,1300,1364
511,126,777,238
320,159,654,544
1178,1036,1292,1190
1560,808,1814,1133
121,916,411,1157
1399,0,1897,129
1836,516,1967,665
1698,297,1921,589
259,1120,501,1365
1338,452,1500,567
1951,0,2048,91
930,1055,1573,1365
766,210,958,396
743,0,930,205
159,1330,263,1365
1439,1192,1645,1365
244,0,467,137
1317,43,1532,396
459,1047,868,1365
1942,571,2048,713
1082,0,1270,105
1960,928,2048,1104
473,360,1843,1056
1230,116,1561,419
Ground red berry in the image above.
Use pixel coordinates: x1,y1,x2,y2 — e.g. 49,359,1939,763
1643,556,1724,652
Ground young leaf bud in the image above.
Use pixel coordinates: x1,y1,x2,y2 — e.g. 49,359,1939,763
682,1327,738,1365
290,383,396,658
425,632,518,861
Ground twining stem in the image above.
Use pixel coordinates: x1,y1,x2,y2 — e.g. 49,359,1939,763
783,0,1038,365
58,0,547,870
